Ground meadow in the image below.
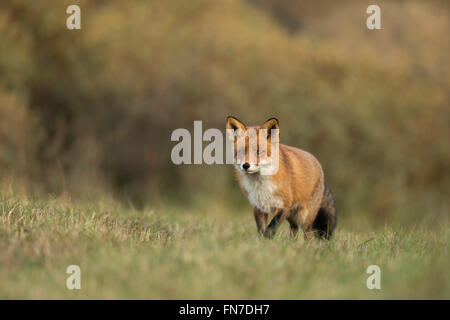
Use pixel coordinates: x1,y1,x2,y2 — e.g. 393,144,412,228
0,0,449,299
1,190,448,299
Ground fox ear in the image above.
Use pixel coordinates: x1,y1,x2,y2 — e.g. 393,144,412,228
226,116,246,139
261,117,279,140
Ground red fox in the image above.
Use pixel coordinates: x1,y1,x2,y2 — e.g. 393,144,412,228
226,116,337,240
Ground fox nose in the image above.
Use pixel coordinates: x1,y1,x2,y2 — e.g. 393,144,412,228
242,162,250,171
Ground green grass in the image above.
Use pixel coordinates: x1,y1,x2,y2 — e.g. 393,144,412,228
0,193,448,299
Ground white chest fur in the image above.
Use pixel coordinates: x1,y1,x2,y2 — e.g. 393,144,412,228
240,174,284,214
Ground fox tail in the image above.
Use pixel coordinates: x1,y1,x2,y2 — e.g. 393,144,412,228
312,183,337,240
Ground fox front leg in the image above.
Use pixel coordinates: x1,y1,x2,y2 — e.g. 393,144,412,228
264,209,288,238
253,207,268,235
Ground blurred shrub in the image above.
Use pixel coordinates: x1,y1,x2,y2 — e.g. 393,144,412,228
0,0,448,224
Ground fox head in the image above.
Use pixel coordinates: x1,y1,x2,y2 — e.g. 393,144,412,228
226,116,280,175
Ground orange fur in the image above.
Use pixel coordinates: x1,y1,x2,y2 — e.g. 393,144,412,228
226,116,335,240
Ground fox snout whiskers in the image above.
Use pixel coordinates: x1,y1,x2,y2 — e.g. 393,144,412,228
237,158,274,175
238,162,259,174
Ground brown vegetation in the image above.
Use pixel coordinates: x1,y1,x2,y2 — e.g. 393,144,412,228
0,0,448,225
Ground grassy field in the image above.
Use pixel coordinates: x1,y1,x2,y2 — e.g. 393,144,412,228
0,192,448,299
